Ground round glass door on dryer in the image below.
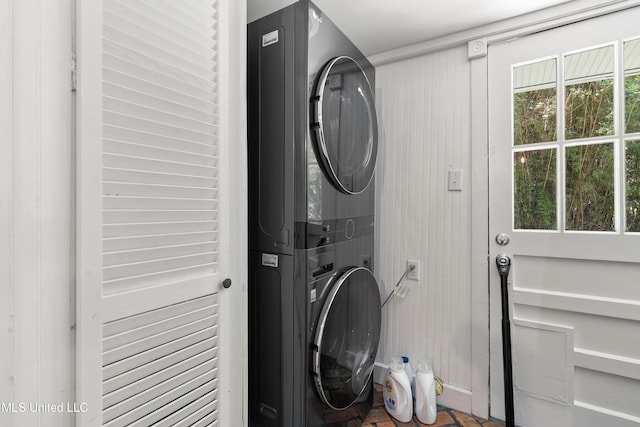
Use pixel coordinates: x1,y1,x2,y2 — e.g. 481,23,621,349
312,56,378,195
312,267,382,409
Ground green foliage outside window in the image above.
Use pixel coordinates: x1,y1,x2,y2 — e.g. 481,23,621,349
625,74,640,133
626,141,640,231
514,150,557,230
514,88,557,145
565,143,615,231
565,80,615,140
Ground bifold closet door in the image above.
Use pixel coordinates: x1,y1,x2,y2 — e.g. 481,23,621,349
76,1,246,425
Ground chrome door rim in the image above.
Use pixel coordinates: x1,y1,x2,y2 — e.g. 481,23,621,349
312,56,378,195
312,266,380,410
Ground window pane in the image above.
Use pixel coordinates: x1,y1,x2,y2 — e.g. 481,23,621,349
514,149,557,230
565,143,615,231
513,58,557,145
624,39,640,133
626,140,640,231
565,46,615,140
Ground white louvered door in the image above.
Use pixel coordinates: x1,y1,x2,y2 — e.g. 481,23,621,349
77,1,246,426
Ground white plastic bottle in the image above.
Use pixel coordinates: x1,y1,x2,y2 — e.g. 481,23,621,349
415,358,437,424
383,356,413,423
401,356,416,407
401,356,414,388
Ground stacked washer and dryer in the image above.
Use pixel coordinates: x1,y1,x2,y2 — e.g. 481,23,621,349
248,2,381,425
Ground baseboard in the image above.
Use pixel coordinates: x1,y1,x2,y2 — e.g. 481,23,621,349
373,362,472,414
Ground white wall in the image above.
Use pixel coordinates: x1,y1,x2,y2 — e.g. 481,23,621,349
374,45,474,411
0,0,74,426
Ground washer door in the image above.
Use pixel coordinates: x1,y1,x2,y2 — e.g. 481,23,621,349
313,267,381,409
313,56,378,194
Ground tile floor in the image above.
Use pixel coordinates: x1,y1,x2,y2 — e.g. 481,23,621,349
341,384,505,427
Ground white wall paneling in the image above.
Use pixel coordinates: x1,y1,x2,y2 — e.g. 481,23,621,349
374,45,474,412
0,0,74,426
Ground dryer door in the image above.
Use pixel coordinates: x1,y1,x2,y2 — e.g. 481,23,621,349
313,267,381,409
313,56,378,194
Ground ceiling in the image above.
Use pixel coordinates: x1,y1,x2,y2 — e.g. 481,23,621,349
247,0,575,56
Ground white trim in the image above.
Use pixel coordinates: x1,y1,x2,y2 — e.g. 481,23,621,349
469,53,490,420
215,0,248,426
75,0,104,424
368,0,640,66
513,287,640,321
574,348,640,380
0,0,14,414
575,400,640,424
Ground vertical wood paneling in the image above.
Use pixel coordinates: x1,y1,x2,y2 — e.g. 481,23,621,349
375,46,473,397
4,0,74,426
0,0,14,420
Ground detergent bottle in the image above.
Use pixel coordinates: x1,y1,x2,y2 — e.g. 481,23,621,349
415,358,437,424
383,356,413,423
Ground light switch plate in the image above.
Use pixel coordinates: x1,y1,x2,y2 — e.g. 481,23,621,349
448,170,463,191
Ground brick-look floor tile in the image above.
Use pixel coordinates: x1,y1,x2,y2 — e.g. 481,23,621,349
363,408,392,423
450,409,482,427
415,411,456,427
377,421,397,427
347,419,364,427
355,402,373,419
324,406,360,423
480,422,505,427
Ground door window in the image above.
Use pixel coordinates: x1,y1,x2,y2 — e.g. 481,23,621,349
511,40,640,233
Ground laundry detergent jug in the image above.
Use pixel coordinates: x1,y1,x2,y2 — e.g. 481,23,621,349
383,356,413,423
415,358,437,424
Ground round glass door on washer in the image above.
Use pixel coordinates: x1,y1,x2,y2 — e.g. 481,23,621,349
313,56,378,194
313,267,382,409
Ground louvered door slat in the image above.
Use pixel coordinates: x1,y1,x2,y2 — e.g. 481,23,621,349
103,294,216,336
172,401,218,427
104,231,217,252
104,97,216,134
103,26,214,80
104,210,216,224
104,221,217,238
103,168,216,189
103,348,217,408
103,365,217,423
104,112,215,145
102,58,216,108
103,337,217,394
103,153,217,176
103,83,216,125
104,125,216,155
103,242,217,266
103,307,215,350
104,182,216,200
107,0,214,50
104,142,217,167
103,196,217,211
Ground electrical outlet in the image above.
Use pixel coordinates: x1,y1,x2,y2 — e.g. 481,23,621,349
448,169,463,191
407,260,420,280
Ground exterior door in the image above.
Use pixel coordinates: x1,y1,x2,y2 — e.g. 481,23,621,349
489,7,640,427
76,1,246,426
